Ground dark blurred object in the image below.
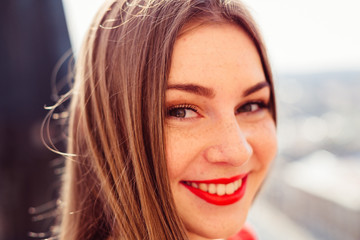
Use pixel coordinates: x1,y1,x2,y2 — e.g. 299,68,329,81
0,0,71,239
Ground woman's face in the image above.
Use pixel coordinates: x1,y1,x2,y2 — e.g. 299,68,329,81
165,22,277,240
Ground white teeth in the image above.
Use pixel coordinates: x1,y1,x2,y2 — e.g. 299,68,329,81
217,184,226,196
225,183,235,195
188,178,243,196
238,179,242,187
208,183,216,194
234,180,239,190
199,183,208,192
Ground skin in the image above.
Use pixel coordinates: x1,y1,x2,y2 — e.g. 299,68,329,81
165,22,277,240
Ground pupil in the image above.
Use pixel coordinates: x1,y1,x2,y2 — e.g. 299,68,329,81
170,108,186,118
239,104,252,113
244,104,252,112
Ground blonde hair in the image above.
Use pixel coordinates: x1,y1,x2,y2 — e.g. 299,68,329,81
59,0,276,239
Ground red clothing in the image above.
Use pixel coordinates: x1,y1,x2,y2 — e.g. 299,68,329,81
228,224,257,240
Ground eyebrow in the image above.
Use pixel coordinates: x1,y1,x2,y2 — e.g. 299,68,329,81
166,83,216,98
243,81,269,97
166,81,269,98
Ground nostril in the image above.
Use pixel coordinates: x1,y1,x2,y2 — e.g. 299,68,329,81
203,142,252,166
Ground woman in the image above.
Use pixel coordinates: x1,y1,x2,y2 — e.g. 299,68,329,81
58,0,277,239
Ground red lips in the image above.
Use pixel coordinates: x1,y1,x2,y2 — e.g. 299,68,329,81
182,174,248,205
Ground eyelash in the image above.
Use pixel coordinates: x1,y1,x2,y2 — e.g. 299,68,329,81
236,101,269,114
166,104,199,118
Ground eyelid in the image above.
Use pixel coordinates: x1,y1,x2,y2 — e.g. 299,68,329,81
166,103,201,120
167,103,199,112
236,100,269,114
237,92,271,108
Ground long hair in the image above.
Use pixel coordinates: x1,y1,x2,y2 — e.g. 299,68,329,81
59,0,276,239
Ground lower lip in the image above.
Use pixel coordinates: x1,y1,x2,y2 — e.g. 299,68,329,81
182,175,248,206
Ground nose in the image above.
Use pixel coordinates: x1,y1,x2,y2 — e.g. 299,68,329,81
203,117,253,166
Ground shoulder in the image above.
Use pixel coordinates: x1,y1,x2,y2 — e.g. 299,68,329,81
228,224,257,240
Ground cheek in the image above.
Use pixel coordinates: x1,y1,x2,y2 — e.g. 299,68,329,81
246,120,277,202
165,128,201,181
250,119,277,169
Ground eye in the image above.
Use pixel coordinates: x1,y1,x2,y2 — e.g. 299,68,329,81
236,101,268,114
167,104,199,119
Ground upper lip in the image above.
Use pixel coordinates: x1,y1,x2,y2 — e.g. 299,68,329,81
182,174,248,184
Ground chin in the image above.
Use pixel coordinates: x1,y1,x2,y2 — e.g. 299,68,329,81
185,210,247,240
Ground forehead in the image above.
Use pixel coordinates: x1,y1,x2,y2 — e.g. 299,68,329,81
168,22,265,90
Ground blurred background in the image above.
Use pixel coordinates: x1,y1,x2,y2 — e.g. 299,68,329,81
1,0,71,239
0,0,359,239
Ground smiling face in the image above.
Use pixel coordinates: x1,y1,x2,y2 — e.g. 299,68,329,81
165,22,277,240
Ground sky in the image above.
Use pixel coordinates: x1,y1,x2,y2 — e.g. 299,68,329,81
62,0,360,74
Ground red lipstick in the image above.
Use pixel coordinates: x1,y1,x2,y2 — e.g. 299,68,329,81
182,174,248,206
